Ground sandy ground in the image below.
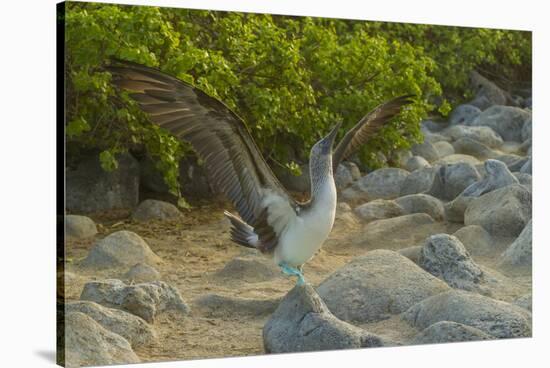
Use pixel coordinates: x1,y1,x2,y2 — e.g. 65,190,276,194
62,198,532,363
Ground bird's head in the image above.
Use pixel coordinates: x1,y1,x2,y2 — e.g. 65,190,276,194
310,122,341,158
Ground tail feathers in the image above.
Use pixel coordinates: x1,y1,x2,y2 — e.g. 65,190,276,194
224,211,259,249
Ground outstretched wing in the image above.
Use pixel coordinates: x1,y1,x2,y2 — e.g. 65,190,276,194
332,95,414,171
107,60,295,253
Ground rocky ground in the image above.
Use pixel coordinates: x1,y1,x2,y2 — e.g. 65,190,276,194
62,75,532,367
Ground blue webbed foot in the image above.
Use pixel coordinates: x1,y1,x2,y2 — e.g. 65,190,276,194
279,262,306,285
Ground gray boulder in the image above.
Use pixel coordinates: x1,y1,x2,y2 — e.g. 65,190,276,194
500,220,532,267
472,106,531,142
449,104,482,125
464,185,531,237
398,246,423,264
520,157,532,175
394,149,414,168
67,153,139,213
123,263,161,283
453,225,494,256
495,153,524,168
317,249,449,323
131,199,182,222
444,194,474,223
469,71,508,109
352,168,410,200
334,164,354,189
402,289,532,338
263,284,385,353
405,156,431,171
395,194,445,221
452,137,496,159
411,321,492,345
433,141,455,159
522,119,532,142
419,234,483,291
443,125,504,148
355,214,445,250
64,311,140,367
461,159,519,197
80,279,189,323
195,294,280,318
427,163,481,201
66,215,97,240
424,132,452,144
514,172,532,188
82,230,162,269
400,167,438,196
66,301,156,347
411,141,440,162
422,120,446,132
353,199,404,223
435,154,480,166
507,157,529,172
513,293,532,312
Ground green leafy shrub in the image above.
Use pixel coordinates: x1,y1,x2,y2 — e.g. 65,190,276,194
64,3,530,199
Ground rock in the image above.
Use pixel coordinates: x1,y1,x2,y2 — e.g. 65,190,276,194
520,157,532,175
344,162,362,180
424,132,452,144
353,199,404,223
355,213,445,250
514,172,532,188
500,220,532,267
444,194,474,223
461,159,519,197
507,157,529,172
82,231,162,269
443,125,503,148
131,199,181,222
123,263,161,283
464,185,531,237
398,246,422,264
402,289,531,338
67,153,140,213
411,141,439,162
66,301,156,347
66,215,97,240
352,168,410,200
452,137,496,159
495,153,524,168
469,71,508,108
513,293,532,312
394,150,413,168
334,204,361,230
522,118,532,142
80,279,189,323
411,321,492,345
64,312,140,367
422,120,446,132
435,154,480,166
453,225,494,256
433,141,455,159
340,187,367,204
399,167,438,196
472,105,531,142
405,156,430,171
395,194,445,221
419,234,483,291
140,155,213,199
263,284,385,353
317,249,449,323
427,163,481,201
449,104,482,125
215,253,281,283
195,294,280,318
334,164,354,189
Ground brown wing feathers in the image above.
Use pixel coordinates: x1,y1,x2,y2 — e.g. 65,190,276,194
108,61,285,252
332,95,414,172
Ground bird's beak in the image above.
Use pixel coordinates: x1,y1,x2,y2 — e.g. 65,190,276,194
322,122,341,152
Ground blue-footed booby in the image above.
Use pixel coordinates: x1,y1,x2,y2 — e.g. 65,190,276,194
108,60,412,284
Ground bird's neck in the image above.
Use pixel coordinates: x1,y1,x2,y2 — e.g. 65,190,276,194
309,154,335,204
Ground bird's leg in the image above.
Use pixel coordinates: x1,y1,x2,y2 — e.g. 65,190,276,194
278,262,306,285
